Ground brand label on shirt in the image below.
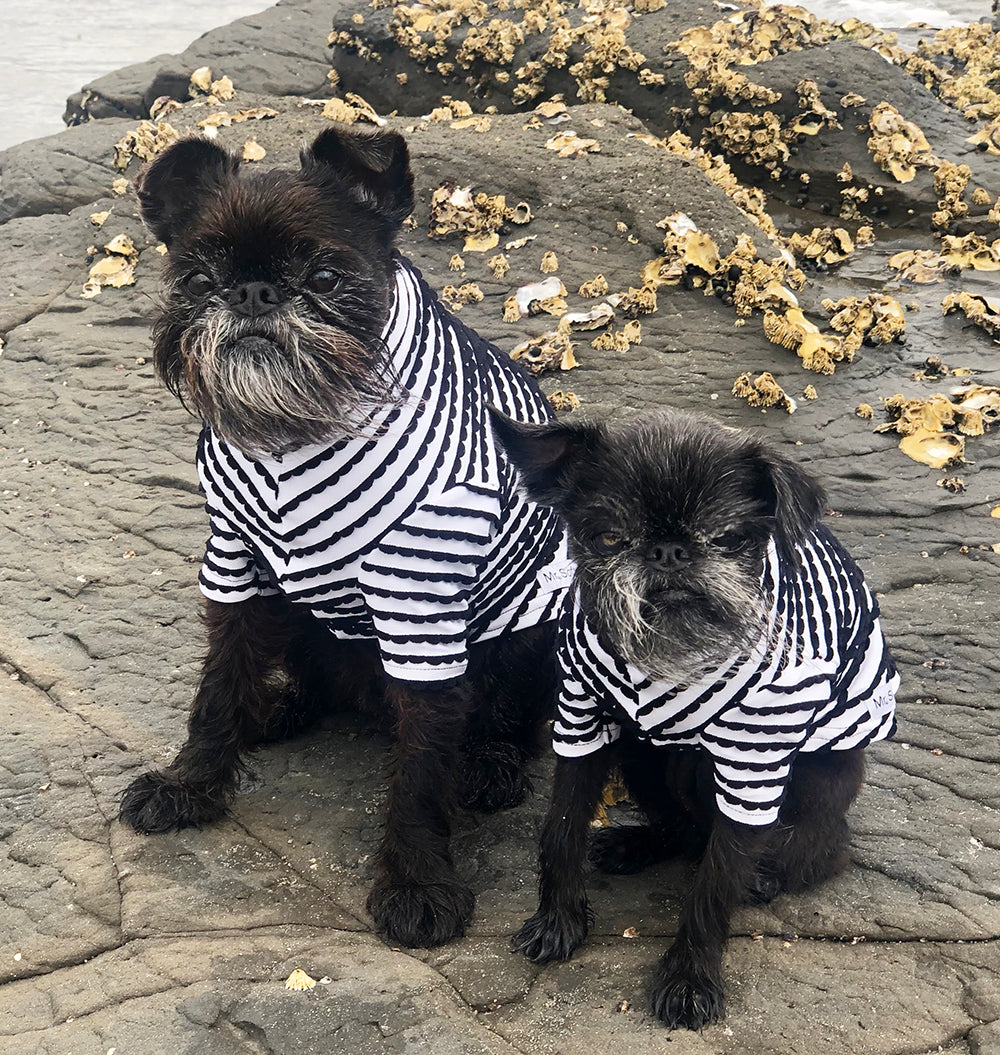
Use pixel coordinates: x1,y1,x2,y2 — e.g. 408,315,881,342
539,560,575,591
869,691,895,718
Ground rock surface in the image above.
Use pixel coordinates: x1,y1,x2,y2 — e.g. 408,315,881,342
1,1,999,1053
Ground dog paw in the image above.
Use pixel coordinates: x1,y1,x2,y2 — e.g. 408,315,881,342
367,880,474,948
119,770,226,833
589,825,662,875
651,967,725,1030
511,905,588,963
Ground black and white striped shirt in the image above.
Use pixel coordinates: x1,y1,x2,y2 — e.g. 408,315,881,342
554,527,899,826
197,257,573,684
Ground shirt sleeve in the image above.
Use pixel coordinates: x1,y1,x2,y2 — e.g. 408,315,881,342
357,482,500,684
198,513,277,603
552,597,622,757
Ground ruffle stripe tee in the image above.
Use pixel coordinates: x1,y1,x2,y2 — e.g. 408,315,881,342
553,527,899,826
197,257,573,684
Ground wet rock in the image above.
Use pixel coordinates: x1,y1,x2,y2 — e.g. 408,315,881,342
1,1,999,1053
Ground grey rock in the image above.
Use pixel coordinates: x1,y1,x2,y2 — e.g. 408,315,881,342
0,120,134,222
1,2,999,1053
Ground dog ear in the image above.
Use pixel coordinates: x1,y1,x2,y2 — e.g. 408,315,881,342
753,445,826,562
489,409,594,509
136,137,240,246
302,127,414,229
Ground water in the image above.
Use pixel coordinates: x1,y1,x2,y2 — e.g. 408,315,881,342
0,0,993,152
0,0,278,150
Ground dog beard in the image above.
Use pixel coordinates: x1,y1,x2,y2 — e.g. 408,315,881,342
162,304,399,457
579,554,770,684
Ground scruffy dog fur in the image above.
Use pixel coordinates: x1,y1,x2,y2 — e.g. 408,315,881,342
493,408,897,1030
118,128,561,949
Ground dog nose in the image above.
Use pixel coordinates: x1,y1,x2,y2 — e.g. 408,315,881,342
645,541,691,570
229,281,281,317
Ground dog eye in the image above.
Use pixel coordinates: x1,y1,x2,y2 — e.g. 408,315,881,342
307,268,342,294
184,272,215,297
712,531,745,553
594,532,626,555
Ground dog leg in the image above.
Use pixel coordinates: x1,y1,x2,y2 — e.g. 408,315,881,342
771,747,865,894
367,680,477,948
120,596,293,833
651,816,771,1030
512,748,613,963
461,624,557,812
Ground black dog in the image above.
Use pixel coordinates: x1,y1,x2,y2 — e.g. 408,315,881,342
119,127,574,949
492,408,898,1029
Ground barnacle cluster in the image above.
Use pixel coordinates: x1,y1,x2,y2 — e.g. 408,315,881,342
428,181,533,251
762,306,846,374
441,282,485,308
510,329,578,374
879,21,1000,123
931,161,971,229
382,0,661,106
189,66,235,101
942,291,1000,338
671,5,880,107
732,371,796,413
940,233,1000,270
81,233,139,298
887,249,955,283
113,120,180,169
821,294,906,349
790,79,842,135
787,226,855,266
873,386,1000,467
705,110,790,171
867,103,939,183
637,131,778,237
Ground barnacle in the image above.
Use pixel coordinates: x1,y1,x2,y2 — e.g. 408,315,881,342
942,291,1000,337
867,102,938,183
614,285,658,317
940,233,1000,271
887,249,953,283
578,274,609,297
428,181,532,250
762,307,844,374
510,330,578,374
284,969,316,992
112,120,180,169
441,282,484,309
822,294,906,346
732,371,796,413
787,226,855,266
548,390,581,411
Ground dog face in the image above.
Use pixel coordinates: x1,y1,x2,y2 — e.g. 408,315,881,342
137,127,415,456
492,409,826,681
